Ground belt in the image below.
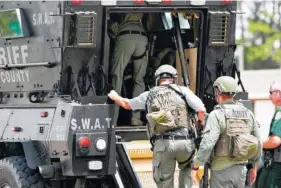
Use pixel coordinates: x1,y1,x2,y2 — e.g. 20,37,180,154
237,163,247,166
118,30,146,37
154,134,193,140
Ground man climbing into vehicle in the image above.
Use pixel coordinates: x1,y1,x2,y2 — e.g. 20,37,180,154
110,13,148,126
108,64,206,188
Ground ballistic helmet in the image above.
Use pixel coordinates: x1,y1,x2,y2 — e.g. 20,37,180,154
155,64,177,85
213,76,238,94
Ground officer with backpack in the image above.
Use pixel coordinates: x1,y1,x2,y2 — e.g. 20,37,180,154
108,64,206,188
190,76,262,188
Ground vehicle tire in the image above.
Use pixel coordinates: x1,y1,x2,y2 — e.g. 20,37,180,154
0,156,44,188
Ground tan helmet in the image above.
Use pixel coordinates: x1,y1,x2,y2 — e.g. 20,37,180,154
213,76,238,94
154,64,177,85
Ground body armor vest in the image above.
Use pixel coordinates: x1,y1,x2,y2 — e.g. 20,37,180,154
118,13,144,32
214,104,259,160
145,85,190,134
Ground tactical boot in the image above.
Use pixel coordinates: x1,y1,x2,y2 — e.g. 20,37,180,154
131,118,143,126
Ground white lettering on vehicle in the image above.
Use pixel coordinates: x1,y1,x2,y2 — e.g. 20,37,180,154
70,118,113,131
50,126,67,141
0,70,30,84
0,45,28,65
56,134,65,141
33,12,55,26
82,118,90,129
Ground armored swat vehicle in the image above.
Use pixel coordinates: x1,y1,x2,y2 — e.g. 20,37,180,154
0,0,249,187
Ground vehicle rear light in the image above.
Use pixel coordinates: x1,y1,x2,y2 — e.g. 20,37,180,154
190,0,205,5
95,138,107,151
79,136,91,147
78,136,91,153
72,0,83,5
221,0,232,4
101,0,117,5
12,126,22,132
88,161,103,170
134,0,145,4
162,0,172,4
40,112,48,118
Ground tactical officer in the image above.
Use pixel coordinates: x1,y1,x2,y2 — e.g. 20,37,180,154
108,64,206,188
257,80,281,188
191,76,262,188
110,13,148,126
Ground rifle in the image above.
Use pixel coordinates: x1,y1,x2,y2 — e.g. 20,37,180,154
202,159,210,188
194,119,204,149
171,13,210,188
170,12,198,137
171,12,190,87
145,122,155,151
171,12,205,144
201,115,210,188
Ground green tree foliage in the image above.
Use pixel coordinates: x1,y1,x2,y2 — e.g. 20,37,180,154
237,0,281,70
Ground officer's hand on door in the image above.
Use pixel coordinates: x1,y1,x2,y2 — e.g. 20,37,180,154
108,90,119,101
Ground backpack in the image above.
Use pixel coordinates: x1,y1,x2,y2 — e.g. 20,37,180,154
145,84,191,134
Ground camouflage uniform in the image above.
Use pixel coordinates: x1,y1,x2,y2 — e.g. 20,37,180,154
257,107,281,188
192,76,262,188
128,65,206,188
110,13,148,126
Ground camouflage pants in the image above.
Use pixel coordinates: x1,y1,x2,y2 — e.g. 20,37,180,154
110,26,148,124
152,138,195,188
210,164,247,188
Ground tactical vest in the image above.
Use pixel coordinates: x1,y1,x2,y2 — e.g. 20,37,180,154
145,85,191,134
214,104,259,161
118,13,144,32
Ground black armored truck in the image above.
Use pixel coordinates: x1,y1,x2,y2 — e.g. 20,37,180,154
0,0,250,188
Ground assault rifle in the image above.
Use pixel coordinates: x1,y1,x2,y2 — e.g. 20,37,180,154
201,115,210,188
171,13,209,188
171,12,190,87
171,12,205,144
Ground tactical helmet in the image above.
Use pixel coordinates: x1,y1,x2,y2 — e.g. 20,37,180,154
154,64,177,85
213,76,238,94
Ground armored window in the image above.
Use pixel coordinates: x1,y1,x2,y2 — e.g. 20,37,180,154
208,11,230,46
76,13,96,46
69,11,97,47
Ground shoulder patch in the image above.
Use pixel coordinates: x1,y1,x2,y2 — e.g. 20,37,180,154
275,112,281,120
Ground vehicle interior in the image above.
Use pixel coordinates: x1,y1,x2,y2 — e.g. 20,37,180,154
106,10,203,127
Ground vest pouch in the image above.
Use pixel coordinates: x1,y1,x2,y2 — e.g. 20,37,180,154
146,110,177,134
214,136,232,157
231,134,259,160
